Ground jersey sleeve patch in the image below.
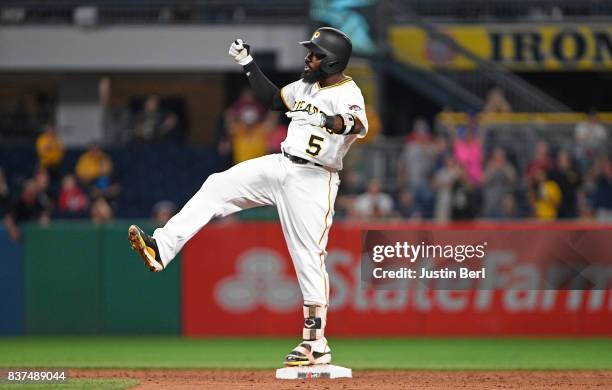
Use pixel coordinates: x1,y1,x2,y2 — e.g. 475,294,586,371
347,104,363,113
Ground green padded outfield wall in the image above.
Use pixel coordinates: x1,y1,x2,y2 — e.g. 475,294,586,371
101,222,180,334
23,222,180,334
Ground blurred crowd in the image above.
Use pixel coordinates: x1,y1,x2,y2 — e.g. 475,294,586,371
100,78,184,147
2,127,112,241
0,78,184,147
1,118,178,242
213,86,611,223
2,85,611,240
335,110,611,223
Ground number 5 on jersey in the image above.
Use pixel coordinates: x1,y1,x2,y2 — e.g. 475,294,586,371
306,134,324,157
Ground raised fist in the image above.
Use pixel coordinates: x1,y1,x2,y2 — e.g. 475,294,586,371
229,39,253,66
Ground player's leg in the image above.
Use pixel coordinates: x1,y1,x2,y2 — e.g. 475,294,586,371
274,161,340,365
129,154,279,271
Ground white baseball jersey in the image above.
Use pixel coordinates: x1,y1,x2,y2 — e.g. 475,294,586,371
280,77,368,170
152,75,367,345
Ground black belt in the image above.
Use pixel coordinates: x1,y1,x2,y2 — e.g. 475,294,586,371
283,151,323,168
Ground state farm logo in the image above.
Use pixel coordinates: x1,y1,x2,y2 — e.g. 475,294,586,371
214,248,302,313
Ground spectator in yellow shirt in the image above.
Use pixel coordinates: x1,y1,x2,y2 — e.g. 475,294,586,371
530,169,562,220
35,123,64,175
76,143,121,202
228,108,274,165
76,143,113,185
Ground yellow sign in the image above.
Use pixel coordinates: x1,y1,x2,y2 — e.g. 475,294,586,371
390,24,612,71
437,112,612,126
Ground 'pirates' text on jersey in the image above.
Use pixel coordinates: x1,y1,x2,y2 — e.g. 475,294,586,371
280,77,368,170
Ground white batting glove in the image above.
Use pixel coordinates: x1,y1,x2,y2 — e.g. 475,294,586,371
286,110,326,127
229,39,253,66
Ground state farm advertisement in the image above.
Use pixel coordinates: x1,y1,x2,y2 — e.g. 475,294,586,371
182,222,612,336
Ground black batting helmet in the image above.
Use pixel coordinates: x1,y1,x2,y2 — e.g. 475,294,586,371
299,27,352,74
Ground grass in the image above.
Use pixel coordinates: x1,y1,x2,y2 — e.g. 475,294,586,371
0,379,138,390
0,337,611,370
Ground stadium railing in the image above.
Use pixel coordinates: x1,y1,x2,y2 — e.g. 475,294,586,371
360,112,612,191
0,0,309,25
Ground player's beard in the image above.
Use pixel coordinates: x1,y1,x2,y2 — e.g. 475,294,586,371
302,67,327,84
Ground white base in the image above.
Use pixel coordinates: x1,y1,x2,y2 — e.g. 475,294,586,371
275,364,352,380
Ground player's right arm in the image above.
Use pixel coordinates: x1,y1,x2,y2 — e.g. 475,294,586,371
228,39,288,111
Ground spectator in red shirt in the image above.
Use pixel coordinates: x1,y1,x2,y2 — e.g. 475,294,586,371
58,174,89,215
226,88,266,126
525,140,554,186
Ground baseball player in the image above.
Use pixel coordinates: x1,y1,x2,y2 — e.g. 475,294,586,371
128,27,368,366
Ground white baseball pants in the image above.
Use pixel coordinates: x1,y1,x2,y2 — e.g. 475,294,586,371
153,153,339,306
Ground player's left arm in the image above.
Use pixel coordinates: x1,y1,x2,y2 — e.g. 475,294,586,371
228,39,287,111
324,114,365,135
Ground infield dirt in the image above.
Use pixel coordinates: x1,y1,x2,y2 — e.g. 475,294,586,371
72,369,612,389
